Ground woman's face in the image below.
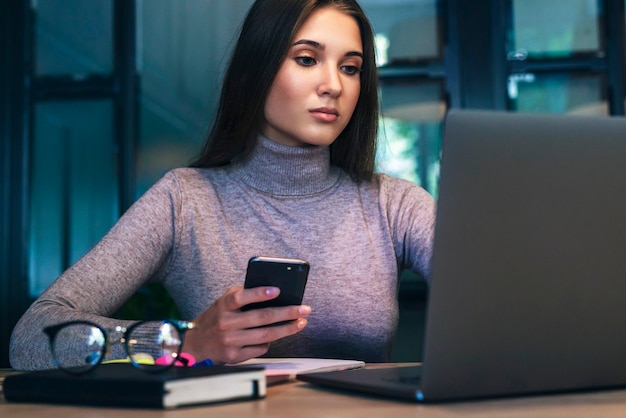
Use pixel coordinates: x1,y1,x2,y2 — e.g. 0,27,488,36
262,7,363,147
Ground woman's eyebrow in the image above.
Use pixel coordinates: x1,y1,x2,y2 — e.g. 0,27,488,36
346,51,364,59
291,39,363,58
292,39,323,49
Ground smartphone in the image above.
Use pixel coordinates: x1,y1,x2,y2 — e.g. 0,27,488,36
241,256,310,312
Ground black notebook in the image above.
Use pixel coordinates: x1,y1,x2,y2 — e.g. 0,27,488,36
299,110,626,402
4,363,266,409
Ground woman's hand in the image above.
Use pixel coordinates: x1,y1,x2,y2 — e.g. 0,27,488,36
181,285,311,365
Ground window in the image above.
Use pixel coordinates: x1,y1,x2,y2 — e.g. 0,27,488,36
137,0,254,196
506,0,621,116
510,0,600,58
362,0,445,196
28,0,119,296
35,0,113,75
30,101,117,295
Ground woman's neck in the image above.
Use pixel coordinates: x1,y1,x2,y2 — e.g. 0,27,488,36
232,135,341,196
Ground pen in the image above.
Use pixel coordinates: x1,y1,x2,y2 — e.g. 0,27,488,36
194,358,214,367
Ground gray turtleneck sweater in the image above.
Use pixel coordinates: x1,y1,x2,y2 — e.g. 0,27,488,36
10,137,436,370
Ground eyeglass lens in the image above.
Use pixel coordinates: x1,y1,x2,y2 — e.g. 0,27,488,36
50,323,106,373
127,321,184,369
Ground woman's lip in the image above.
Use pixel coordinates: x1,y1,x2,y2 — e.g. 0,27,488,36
310,107,339,115
310,108,339,122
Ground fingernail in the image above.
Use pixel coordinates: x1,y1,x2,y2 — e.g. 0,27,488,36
297,319,308,329
299,305,312,315
265,287,279,296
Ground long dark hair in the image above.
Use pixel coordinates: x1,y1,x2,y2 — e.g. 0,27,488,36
189,0,379,182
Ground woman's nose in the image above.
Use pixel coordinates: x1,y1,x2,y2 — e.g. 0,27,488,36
317,65,342,97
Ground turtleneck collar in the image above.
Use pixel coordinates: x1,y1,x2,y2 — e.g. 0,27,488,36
231,135,342,196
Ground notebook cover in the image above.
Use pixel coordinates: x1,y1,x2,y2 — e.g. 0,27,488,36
3,363,265,408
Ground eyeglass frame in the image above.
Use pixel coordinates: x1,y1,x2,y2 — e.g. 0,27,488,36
43,319,196,375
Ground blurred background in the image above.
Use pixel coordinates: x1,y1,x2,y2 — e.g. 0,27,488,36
2,0,625,367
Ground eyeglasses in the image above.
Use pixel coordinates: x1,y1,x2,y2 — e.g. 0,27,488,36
43,319,196,375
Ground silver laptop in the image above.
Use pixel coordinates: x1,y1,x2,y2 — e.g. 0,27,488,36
298,109,626,402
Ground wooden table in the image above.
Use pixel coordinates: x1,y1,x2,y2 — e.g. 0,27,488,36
3,367,626,417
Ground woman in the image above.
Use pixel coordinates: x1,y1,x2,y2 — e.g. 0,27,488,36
10,0,435,370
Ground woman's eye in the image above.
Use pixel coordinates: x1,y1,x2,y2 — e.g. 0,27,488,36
296,56,317,66
341,65,362,76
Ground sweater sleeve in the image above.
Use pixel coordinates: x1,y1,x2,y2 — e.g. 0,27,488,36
9,171,183,371
380,175,436,281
